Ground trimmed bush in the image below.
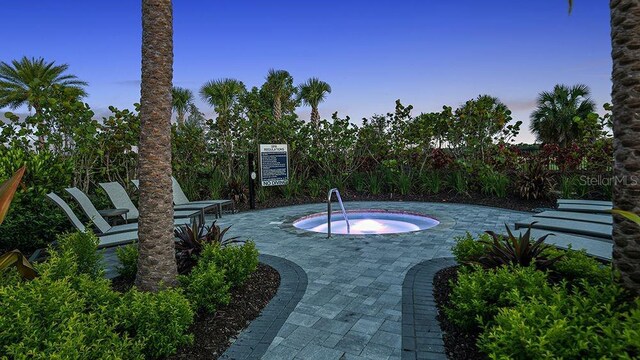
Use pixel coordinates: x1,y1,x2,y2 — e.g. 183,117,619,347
179,260,231,314
543,246,611,285
1,231,195,359
116,244,139,281
56,230,103,278
451,232,490,264
0,274,143,359
479,281,639,359
200,241,259,287
116,288,194,358
445,265,553,330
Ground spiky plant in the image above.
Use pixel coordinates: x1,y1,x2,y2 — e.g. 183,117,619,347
477,223,563,270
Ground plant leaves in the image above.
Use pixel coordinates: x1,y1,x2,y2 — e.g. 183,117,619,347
612,209,640,226
0,250,38,280
0,166,26,225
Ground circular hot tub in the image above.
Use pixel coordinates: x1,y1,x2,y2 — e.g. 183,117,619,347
293,210,439,235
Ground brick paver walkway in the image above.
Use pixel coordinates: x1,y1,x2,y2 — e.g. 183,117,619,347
103,201,527,359
213,201,526,360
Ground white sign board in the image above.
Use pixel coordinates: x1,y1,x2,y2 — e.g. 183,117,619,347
259,144,289,186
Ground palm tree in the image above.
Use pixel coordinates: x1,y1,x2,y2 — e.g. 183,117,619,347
200,78,246,177
264,69,294,121
298,77,331,130
136,0,178,291
0,56,87,114
529,84,596,147
609,0,640,295
171,86,194,125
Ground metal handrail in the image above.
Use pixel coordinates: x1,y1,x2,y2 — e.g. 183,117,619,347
327,188,350,237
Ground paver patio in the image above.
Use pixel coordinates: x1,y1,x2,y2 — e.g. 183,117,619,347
106,201,527,359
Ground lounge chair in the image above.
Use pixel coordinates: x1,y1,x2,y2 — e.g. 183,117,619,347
514,217,612,240
132,178,232,219
557,203,612,214
557,199,612,207
533,210,613,225
99,182,203,221
46,192,138,248
65,187,197,236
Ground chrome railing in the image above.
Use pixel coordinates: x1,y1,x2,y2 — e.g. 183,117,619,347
327,188,350,237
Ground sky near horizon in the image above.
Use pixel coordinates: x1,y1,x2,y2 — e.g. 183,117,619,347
1,1,611,143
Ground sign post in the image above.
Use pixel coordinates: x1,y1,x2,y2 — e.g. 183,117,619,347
248,152,256,209
259,144,289,187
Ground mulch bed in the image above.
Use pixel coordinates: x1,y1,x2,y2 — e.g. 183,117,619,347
239,191,556,213
433,265,486,360
112,263,280,360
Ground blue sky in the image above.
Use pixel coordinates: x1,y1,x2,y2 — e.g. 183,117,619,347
1,1,611,143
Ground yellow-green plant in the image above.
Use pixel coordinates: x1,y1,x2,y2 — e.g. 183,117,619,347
0,166,37,279
612,209,640,226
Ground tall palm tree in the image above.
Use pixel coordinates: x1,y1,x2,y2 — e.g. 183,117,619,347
136,0,178,291
200,78,246,176
171,86,194,125
0,56,87,114
609,0,640,295
264,69,293,121
298,77,331,130
529,84,596,147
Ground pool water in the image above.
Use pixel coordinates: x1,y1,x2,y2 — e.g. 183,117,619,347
293,210,439,235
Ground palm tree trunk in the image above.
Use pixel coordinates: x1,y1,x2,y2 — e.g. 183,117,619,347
311,106,320,132
273,96,282,121
136,0,178,291
177,110,185,126
611,0,640,295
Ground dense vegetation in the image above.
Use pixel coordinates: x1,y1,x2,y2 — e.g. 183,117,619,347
0,58,613,253
0,228,259,359
445,232,639,359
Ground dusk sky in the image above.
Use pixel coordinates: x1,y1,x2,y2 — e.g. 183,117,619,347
1,1,611,143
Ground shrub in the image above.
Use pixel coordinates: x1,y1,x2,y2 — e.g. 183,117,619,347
478,281,638,359
351,172,367,193
179,260,230,314
543,246,611,285
449,170,468,195
306,177,325,198
559,176,575,199
116,244,139,281
174,221,242,272
367,172,383,195
0,148,73,252
479,167,509,198
445,265,552,330
420,172,442,194
0,274,143,359
117,288,194,358
516,161,552,200
282,173,302,199
479,224,562,270
451,232,490,263
200,241,259,287
395,171,413,195
56,230,103,279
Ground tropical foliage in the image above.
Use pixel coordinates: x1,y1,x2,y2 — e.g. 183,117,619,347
530,84,597,147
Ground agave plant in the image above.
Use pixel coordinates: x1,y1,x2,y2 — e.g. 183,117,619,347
174,221,242,271
0,166,38,279
477,223,563,270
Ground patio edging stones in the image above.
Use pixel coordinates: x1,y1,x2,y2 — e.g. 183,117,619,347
220,254,308,360
402,257,457,360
